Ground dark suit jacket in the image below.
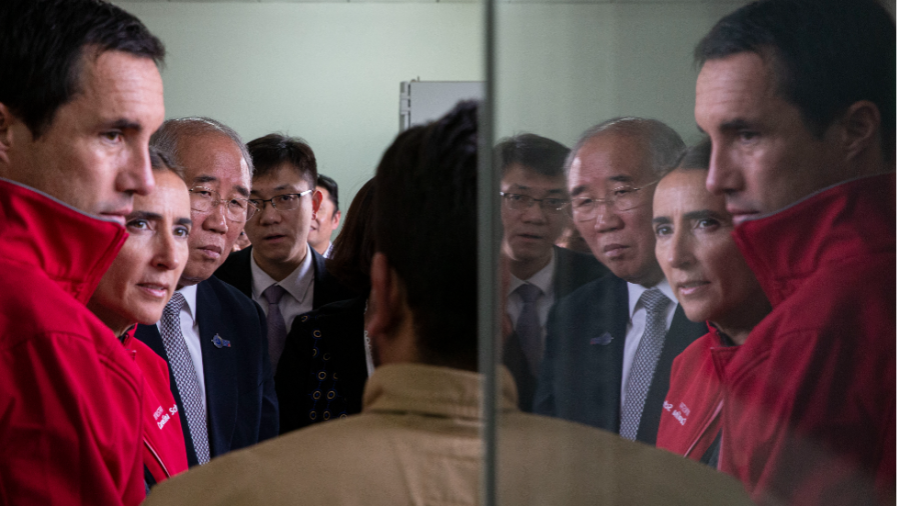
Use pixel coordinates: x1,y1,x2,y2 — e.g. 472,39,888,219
504,246,610,412
275,295,369,434
135,276,279,467
533,273,706,444
214,246,353,311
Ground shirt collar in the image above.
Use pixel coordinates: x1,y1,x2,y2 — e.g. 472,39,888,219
507,248,555,296
626,277,676,316
250,244,315,302
175,283,199,324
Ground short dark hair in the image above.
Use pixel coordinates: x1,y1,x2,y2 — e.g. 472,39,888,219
149,145,185,181
0,0,165,138
678,137,711,171
327,179,374,295
495,133,570,179
567,117,686,178
247,134,317,189
317,174,339,211
695,0,895,159
373,100,478,371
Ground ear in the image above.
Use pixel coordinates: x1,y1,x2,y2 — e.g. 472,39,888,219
366,252,400,341
311,189,322,219
0,103,17,166
838,100,881,161
331,209,341,228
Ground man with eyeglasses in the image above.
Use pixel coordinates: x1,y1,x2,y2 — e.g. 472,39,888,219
495,133,608,412
136,117,279,468
534,117,706,445
215,133,354,433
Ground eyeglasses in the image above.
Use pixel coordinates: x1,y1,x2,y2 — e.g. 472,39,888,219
570,180,658,222
189,186,258,222
248,190,313,214
499,192,570,214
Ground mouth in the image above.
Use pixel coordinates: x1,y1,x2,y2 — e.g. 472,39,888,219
726,207,758,225
100,212,129,226
136,282,169,298
263,234,287,242
602,243,628,258
677,280,710,296
516,233,544,242
197,244,223,260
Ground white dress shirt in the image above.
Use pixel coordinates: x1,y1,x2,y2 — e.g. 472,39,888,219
505,249,556,356
250,244,315,333
620,278,677,410
157,283,206,410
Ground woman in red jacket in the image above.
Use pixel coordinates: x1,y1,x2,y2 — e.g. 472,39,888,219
652,139,771,467
88,151,191,488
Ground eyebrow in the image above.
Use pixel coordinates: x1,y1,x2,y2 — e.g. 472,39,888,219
684,209,730,222
176,217,193,227
718,119,754,133
509,184,567,194
105,119,142,132
128,210,163,222
192,175,250,198
652,216,672,225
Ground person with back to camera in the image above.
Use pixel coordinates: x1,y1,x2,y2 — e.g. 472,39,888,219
651,138,771,467
87,148,193,488
142,101,754,506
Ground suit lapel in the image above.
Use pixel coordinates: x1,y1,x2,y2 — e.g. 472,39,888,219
310,247,328,309
195,280,238,459
586,276,629,432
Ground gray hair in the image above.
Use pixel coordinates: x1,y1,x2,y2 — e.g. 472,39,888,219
565,117,686,178
150,117,254,177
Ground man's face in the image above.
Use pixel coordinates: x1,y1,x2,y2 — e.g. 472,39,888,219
245,163,320,270
178,133,252,286
307,185,340,250
500,163,568,268
696,52,845,224
1,50,164,225
568,133,663,287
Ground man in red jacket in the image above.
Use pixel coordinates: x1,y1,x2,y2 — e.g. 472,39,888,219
694,1,895,505
0,1,166,504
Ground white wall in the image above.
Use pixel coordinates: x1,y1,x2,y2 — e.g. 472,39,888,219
117,2,483,214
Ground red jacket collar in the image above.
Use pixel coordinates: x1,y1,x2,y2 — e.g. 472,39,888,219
0,178,127,305
732,173,895,307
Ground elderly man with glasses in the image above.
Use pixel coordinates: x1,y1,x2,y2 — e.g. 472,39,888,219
495,133,609,412
214,133,353,434
533,117,707,446
135,118,279,469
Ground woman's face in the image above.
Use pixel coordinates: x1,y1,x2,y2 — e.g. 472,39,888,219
89,170,192,334
653,168,766,331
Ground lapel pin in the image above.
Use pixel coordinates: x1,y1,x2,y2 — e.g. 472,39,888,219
212,334,232,348
589,332,614,346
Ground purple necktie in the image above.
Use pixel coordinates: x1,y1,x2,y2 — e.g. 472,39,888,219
514,283,544,376
263,284,288,370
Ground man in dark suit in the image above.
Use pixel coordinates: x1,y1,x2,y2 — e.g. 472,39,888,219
496,134,609,411
534,117,706,445
136,117,279,468
213,134,354,433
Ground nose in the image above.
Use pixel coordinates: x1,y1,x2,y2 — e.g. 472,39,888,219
118,144,156,197
706,142,741,196
520,201,548,223
201,202,229,234
153,228,181,271
665,227,694,270
255,200,282,225
593,201,624,234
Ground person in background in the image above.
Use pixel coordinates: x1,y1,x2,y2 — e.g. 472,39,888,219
651,138,770,467
142,101,753,506
215,134,352,376
88,149,192,487
232,230,251,252
534,117,706,444
277,179,375,433
308,174,341,258
136,117,279,469
0,0,165,503
496,133,608,411
695,1,894,503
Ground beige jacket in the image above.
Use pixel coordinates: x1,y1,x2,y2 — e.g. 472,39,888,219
143,363,751,505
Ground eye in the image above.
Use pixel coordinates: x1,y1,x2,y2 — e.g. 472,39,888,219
611,187,636,197
506,193,525,202
228,198,247,210
126,219,149,231
737,130,759,142
248,199,263,207
191,188,214,198
277,194,300,204
573,197,594,209
654,224,673,237
696,218,721,231
101,131,123,143
544,198,566,208
173,225,191,238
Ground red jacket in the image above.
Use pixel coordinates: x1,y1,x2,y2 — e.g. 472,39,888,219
0,179,145,505
720,174,895,506
122,328,189,484
657,324,734,463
